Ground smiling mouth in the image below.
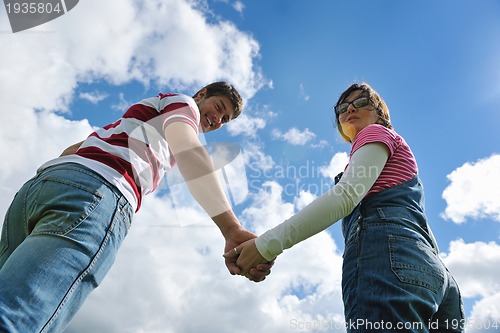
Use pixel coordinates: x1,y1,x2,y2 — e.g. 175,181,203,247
206,115,213,127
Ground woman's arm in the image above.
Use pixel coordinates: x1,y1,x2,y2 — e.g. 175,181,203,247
248,142,390,263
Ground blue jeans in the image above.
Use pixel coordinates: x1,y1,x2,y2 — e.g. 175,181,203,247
341,176,464,332
0,163,133,333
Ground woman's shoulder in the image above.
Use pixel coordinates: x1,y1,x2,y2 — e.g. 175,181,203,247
353,124,398,145
357,124,396,137
351,124,409,157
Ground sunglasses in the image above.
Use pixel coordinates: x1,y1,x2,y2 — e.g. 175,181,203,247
335,96,372,115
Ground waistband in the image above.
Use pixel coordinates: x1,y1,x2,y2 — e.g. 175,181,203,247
38,162,125,200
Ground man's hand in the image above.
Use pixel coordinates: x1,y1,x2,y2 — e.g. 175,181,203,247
224,226,273,282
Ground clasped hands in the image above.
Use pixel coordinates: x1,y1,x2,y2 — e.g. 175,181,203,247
223,227,274,282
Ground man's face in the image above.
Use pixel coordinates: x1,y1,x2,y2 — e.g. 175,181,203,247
195,89,235,133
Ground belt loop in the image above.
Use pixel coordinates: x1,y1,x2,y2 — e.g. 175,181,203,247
376,207,385,219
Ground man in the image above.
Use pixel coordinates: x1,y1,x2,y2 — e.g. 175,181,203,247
0,82,271,333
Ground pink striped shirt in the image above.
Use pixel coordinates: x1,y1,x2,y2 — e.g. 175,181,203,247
40,93,200,211
350,124,418,197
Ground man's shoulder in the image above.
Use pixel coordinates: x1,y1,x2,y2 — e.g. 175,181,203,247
158,93,198,111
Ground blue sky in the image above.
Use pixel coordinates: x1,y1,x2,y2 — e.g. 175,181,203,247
1,0,500,332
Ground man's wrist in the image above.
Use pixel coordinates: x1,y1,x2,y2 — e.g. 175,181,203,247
212,210,242,238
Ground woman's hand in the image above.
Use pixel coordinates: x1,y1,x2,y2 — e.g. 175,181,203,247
224,238,272,278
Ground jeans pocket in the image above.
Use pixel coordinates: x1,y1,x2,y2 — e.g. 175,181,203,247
389,234,444,294
32,176,103,235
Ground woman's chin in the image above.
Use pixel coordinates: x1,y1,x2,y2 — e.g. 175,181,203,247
340,123,357,141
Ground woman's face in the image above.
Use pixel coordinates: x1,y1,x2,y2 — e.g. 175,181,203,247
337,90,379,141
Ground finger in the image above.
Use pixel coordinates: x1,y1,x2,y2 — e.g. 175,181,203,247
249,267,271,278
255,261,275,271
223,246,241,259
248,260,274,279
246,273,266,283
225,261,241,275
224,253,242,275
224,247,243,276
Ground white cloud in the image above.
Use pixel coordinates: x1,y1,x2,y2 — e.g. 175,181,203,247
79,91,109,104
241,181,345,326
243,142,276,175
441,239,500,299
272,128,316,146
468,292,500,333
227,105,275,137
294,190,317,211
320,152,349,181
311,139,330,149
0,110,93,216
0,0,267,113
226,112,266,137
440,239,500,330
124,0,267,99
242,181,295,233
233,1,245,13
299,83,310,101
111,92,131,113
441,154,500,223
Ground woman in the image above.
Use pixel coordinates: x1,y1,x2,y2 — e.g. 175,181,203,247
229,83,465,332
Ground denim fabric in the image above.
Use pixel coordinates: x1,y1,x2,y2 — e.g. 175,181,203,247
341,176,465,332
0,163,133,333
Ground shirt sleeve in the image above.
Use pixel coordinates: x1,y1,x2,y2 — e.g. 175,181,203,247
160,94,201,134
351,124,397,157
255,142,390,261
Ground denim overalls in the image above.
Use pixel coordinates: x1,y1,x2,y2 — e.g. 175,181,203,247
340,175,465,332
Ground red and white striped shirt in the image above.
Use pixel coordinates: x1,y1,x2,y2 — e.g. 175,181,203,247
350,124,418,197
40,93,200,211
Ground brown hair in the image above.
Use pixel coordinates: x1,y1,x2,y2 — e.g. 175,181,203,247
193,81,243,120
334,82,393,141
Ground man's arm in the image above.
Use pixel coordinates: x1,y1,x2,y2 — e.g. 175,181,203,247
164,121,271,281
60,141,84,156
164,122,234,221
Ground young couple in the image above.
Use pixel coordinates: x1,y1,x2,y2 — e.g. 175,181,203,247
0,81,464,332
